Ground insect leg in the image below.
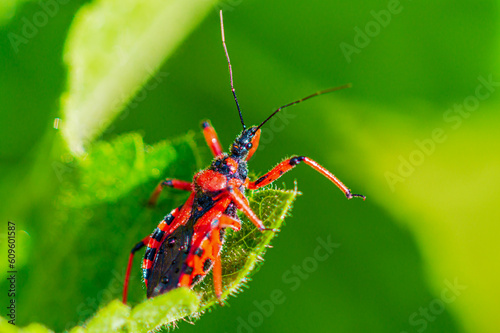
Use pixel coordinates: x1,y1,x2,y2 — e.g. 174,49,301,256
247,156,365,199
211,228,223,299
227,187,279,232
211,214,241,299
217,214,241,231
201,120,224,157
148,179,193,206
123,235,151,304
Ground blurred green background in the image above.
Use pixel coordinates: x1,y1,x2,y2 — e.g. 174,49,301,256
1,0,499,332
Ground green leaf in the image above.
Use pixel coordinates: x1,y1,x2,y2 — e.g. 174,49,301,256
68,326,86,333
18,132,201,331
0,317,53,333
127,288,199,332
85,300,130,333
61,0,218,155
61,132,178,206
0,317,19,333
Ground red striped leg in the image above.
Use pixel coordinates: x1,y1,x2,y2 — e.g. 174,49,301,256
247,156,365,200
211,227,223,299
148,179,193,206
212,214,241,299
201,120,223,157
123,235,151,304
228,187,279,232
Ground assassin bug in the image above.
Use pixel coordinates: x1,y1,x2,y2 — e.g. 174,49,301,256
122,11,365,304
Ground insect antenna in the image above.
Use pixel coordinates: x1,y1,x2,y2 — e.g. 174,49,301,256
255,83,352,131
220,10,246,129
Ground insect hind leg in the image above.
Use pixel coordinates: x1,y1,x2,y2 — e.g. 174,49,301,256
123,235,151,304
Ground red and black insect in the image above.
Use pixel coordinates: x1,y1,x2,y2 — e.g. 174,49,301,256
122,11,365,304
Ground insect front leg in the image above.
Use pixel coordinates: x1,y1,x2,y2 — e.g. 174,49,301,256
148,179,193,206
123,235,151,304
201,120,224,157
217,214,241,231
227,187,279,232
247,156,365,200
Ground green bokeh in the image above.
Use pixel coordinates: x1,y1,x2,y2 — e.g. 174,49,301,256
1,0,499,332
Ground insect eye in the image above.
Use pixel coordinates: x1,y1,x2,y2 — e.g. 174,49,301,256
246,143,253,149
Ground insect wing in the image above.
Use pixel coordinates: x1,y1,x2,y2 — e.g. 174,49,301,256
147,224,193,298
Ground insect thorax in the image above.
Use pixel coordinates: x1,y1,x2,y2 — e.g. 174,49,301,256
210,154,248,182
